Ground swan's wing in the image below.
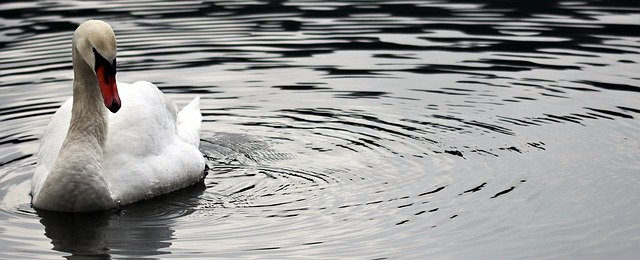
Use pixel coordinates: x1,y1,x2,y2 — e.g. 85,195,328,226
177,96,201,148
106,81,178,156
103,81,205,204
31,98,73,196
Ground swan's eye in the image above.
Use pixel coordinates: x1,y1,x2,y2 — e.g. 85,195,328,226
93,47,116,75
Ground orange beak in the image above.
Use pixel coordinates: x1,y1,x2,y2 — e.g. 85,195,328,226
96,64,121,113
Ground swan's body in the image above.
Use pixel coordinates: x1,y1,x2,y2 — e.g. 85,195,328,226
30,20,205,212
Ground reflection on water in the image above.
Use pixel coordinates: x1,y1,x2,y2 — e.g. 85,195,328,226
36,182,205,257
1,0,639,258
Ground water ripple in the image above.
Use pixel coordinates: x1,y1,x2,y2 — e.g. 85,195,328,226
1,0,639,258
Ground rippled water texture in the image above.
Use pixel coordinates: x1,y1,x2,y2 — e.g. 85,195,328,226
1,0,640,258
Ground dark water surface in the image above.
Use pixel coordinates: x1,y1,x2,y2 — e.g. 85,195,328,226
1,0,639,258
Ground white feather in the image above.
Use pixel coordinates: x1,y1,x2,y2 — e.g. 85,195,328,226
31,81,205,208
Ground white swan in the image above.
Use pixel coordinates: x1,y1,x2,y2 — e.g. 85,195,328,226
30,20,206,212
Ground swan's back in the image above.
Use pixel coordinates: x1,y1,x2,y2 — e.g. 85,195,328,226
104,81,204,204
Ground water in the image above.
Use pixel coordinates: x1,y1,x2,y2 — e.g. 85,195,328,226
1,0,639,258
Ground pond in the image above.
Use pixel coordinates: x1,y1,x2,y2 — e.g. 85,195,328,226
1,0,639,258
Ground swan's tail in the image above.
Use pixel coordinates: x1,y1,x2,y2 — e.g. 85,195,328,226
177,96,202,148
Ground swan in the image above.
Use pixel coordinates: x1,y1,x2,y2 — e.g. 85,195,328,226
30,20,206,212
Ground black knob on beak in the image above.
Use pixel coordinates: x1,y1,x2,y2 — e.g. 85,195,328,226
109,100,121,113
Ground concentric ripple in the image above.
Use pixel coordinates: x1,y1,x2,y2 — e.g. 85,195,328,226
1,0,639,258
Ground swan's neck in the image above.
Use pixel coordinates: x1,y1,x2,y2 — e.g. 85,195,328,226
32,45,115,211
68,43,109,149
52,43,110,179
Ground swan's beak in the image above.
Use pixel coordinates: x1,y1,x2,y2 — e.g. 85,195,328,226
96,64,121,113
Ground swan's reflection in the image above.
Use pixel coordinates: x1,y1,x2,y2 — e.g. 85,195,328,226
36,181,206,258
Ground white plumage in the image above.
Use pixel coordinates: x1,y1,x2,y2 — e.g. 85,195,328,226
30,20,205,212
31,81,205,211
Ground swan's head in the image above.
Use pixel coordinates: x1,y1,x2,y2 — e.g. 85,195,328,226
73,20,121,113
